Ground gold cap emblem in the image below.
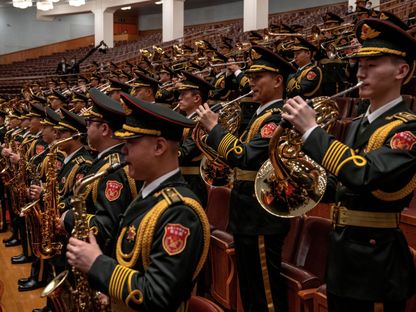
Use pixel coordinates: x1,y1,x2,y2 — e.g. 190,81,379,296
250,49,262,60
361,24,381,40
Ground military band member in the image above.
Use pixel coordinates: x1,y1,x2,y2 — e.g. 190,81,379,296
62,88,138,256
18,104,64,294
1,109,23,247
283,19,416,312
69,92,88,115
66,93,210,312
131,71,159,103
196,46,293,312
286,37,322,99
105,78,132,103
156,65,176,108
177,70,215,207
0,110,8,232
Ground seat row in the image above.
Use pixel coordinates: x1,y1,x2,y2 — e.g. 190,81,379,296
203,184,416,312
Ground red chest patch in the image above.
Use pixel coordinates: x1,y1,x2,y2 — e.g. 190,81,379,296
390,131,416,150
162,224,190,256
261,122,278,139
306,71,317,81
105,180,123,202
35,145,45,155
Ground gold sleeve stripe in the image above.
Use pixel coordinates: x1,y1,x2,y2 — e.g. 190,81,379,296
334,149,367,176
327,145,348,174
217,133,234,156
113,265,137,301
109,265,124,299
322,140,340,166
113,266,128,300
218,133,237,157
322,141,348,172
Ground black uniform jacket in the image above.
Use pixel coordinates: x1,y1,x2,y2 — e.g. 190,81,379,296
64,144,138,255
87,172,209,312
286,63,322,99
303,101,416,301
58,146,93,212
206,100,290,235
179,128,207,207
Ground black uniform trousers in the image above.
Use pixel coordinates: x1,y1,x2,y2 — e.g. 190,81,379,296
234,233,288,312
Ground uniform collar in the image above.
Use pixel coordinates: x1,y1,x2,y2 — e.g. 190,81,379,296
97,143,124,159
256,98,282,115
140,168,180,199
64,147,83,165
365,96,403,124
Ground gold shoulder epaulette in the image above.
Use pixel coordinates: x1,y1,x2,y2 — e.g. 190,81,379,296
386,112,416,123
75,156,92,165
158,187,184,205
105,152,121,165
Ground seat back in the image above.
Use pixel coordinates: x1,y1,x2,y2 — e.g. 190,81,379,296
188,295,224,312
282,216,304,263
293,216,332,282
205,187,231,231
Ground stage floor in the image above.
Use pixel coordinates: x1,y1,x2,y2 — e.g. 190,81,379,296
0,231,45,312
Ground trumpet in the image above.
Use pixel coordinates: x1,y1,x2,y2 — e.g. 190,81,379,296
319,23,354,34
188,90,254,120
208,61,247,68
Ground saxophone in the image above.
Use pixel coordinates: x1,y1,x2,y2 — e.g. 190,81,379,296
255,82,362,217
42,161,126,312
21,133,85,259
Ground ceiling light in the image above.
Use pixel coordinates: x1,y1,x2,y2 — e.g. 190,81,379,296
69,0,85,7
12,0,32,9
155,1,163,4
121,6,131,10
37,0,54,11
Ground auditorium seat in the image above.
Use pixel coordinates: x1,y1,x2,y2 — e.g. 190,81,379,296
312,245,416,312
188,296,224,312
282,216,304,263
335,97,355,119
331,117,353,142
281,216,331,312
209,229,238,310
205,186,231,232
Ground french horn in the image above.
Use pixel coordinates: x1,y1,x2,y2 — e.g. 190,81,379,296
255,82,363,217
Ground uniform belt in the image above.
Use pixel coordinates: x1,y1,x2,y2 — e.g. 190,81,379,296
234,168,257,181
180,166,200,175
330,205,400,228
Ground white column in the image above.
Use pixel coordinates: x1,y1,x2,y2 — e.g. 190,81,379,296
243,0,268,32
162,0,184,42
92,0,116,48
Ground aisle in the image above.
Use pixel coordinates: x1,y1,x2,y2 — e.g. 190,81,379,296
0,231,45,312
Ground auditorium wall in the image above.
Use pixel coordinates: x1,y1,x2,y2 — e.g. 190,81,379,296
0,0,340,55
138,0,341,30
0,7,94,55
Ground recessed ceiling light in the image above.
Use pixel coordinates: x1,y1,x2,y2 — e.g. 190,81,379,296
121,6,131,10
155,1,163,4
